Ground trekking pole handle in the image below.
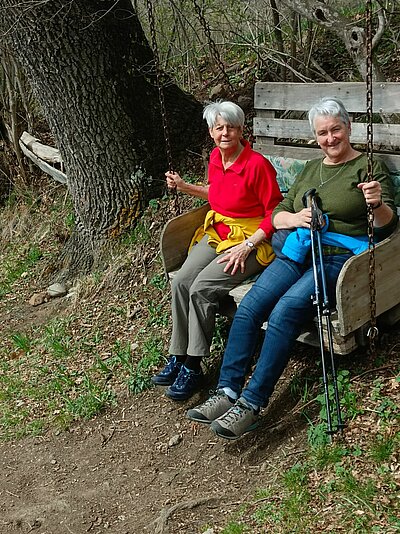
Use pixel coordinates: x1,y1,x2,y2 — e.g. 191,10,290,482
302,189,324,231
302,188,317,208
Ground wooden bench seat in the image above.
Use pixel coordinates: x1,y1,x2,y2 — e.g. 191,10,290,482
160,82,400,355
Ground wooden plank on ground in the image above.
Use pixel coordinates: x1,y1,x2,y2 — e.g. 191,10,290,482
19,140,67,184
20,132,62,164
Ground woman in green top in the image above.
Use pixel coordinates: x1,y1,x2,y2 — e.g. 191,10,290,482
186,96,398,440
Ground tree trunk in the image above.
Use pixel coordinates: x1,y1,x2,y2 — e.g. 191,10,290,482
0,0,206,279
269,0,287,81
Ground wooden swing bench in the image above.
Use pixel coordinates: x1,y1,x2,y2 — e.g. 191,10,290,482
160,82,400,355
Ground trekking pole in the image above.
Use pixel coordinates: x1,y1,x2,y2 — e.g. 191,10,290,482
302,189,345,435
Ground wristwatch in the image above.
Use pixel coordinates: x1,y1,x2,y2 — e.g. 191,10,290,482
245,240,255,250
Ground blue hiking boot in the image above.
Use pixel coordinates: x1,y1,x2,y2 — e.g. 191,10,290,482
151,356,183,386
165,365,204,401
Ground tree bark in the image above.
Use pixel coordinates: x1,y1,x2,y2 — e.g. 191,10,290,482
0,0,206,279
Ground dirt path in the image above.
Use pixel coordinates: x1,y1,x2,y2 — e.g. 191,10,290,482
0,374,307,534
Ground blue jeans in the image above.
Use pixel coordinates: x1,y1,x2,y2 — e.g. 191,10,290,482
218,253,351,407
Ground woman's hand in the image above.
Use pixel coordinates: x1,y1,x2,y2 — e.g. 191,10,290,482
165,170,209,200
217,242,252,275
357,181,382,208
274,208,312,229
165,171,185,192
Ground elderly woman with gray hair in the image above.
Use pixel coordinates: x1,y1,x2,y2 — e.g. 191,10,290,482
187,96,398,440
152,100,283,401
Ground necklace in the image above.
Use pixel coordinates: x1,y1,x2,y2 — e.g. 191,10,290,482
319,160,348,186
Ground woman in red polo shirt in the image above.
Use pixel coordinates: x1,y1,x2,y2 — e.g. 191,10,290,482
152,100,283,401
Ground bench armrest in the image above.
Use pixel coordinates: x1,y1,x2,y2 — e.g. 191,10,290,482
336,224,400,336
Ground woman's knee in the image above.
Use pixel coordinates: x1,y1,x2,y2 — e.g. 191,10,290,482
171,270,193,294
234,290,268,326
270,291,313,327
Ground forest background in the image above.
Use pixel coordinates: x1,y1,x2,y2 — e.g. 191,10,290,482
0,1,399,533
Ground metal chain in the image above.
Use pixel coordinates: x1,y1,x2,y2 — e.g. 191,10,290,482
366,0,377,355
192,0,234,91
146,0,180,214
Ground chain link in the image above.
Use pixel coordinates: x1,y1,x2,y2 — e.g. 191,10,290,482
146,0,180,214
192,0,234,92
366,0,377,356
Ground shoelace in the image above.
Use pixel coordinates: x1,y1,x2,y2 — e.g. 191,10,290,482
164,357,179,373
174,366,194,387
219,401,251,423
202,390,226,408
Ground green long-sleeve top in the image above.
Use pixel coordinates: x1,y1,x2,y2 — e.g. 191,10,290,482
272,154,398,240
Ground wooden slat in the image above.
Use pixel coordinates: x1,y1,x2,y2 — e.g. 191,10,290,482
254,142,323,161
160,203,210,274
254,82,400,113
254,118,400,147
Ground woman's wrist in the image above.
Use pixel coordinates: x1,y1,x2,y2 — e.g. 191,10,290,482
371,197,383,210
245,239,256,250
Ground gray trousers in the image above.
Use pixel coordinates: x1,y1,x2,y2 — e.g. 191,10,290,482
169,235,264,358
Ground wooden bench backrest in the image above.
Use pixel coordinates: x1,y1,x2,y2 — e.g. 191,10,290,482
253,82,400,177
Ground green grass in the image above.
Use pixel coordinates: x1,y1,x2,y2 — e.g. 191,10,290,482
127,336,164,394
0,245,42,297
0,314,166,440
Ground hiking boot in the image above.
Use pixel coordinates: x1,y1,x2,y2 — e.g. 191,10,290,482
151,356,183,386
186,389,234,424
210,397,259,440
165,366,204,401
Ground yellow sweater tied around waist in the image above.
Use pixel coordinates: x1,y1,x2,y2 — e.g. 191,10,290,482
190,210,275,267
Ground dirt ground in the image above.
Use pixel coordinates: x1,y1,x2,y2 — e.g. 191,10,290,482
0,297,317,534
0,354,308,534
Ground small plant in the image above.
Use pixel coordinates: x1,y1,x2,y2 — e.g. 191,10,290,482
220,523,247,534
149,273,167,291
127,337,164,394
307,368,357,447
369,433,397,463
147,301,169,327
290,373,314,404
10,332,33,354
121,221,151,245
0,245,42,296
310,444,348,469
65,212,75,228
148,198,159,211
63,373,115,419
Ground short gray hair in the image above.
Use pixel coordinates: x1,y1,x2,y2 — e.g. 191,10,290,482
203,100,245,129
308,97,350,136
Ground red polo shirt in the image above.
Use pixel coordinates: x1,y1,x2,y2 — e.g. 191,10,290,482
208,140,282,240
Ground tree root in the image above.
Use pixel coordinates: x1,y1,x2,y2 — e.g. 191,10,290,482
148,495,221,534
